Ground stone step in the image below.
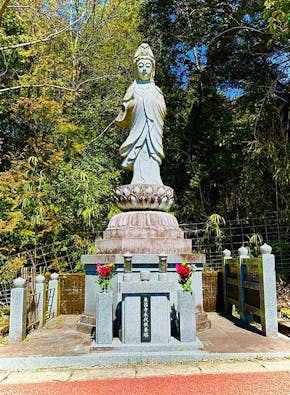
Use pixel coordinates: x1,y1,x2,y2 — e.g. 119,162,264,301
78,314,95,325
76,314,95,334
197,319,211,331
196,312,211,331
76,321,95,334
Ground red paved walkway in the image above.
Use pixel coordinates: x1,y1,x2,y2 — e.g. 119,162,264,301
1,371,289,395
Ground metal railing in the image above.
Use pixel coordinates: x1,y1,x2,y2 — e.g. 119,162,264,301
26,292,40,331
46,288,55,322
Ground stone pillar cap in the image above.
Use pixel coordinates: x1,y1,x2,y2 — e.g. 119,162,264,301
50,272,59,280
260,243,272,255
13,277,26,288
36,274,45,283
223,249,231,257
238,246,249,256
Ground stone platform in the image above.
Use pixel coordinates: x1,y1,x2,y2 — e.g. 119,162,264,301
90,337,204,352
0,314,289,365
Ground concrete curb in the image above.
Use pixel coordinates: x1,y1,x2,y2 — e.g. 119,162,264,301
0,351,290,371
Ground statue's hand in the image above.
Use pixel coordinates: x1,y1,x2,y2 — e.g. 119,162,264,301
115,100,134,128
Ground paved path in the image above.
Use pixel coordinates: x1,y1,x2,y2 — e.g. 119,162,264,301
0,370,289,394
1,313,289,359
197,313,290,353
0,312,289,394
0,359,289,383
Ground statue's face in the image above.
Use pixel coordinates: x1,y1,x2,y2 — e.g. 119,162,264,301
136,59,153,81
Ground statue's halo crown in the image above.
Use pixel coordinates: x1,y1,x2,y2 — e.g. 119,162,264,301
134,43,155,65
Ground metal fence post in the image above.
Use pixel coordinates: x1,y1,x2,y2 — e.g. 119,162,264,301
260,243,278,336
36,274,46,327
238,246,250,323
48,273,60,318
9,277,27,342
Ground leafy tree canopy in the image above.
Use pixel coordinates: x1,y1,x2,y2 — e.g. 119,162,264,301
0,0,141,256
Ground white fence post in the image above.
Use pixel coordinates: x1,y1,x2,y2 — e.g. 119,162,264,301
48,273,60,318
260,243,278,336
9,277,27,342
36,274,46,327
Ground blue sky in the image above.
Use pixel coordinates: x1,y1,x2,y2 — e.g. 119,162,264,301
170,43,244,99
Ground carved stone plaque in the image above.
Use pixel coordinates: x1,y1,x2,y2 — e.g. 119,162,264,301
141,296,151,342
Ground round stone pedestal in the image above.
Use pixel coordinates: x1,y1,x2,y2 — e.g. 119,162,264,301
95,211,192,254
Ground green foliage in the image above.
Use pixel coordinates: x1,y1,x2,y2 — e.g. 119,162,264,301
248,233,264,256
0,0,141,257
140,0,290,221
202,214,226,252
280,307,290,319
263,0,290,39
0,0,289,264
0,256,25,282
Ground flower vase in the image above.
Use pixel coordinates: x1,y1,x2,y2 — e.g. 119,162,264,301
177,290,196,342
95,290,113,344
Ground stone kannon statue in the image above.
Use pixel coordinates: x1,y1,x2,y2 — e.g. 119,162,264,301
116,43,166,185
96,44,191,253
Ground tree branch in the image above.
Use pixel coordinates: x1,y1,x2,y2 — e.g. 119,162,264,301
76,74,117,89
208,25,265,46
0,47,8,77
0,0,11,25
0,83,76,94
0,74,117,93
86,119,116,148
0,12,86,51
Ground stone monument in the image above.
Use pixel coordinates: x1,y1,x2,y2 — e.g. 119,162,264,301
79,44,207,350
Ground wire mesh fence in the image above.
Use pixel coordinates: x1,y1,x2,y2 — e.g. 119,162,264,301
0,242,91,274
0,280,12,307
181,212,290,275
0,242,90,306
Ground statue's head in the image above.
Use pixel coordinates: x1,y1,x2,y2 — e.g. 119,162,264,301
133,43,155,82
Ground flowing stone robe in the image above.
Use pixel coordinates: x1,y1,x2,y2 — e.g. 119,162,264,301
116,80,166,185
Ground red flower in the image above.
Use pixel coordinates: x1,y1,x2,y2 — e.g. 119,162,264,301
176,264,191,277
176,263,193,292
96,264,112,277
